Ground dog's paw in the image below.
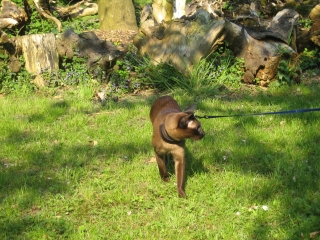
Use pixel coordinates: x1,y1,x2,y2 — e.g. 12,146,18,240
178,190,187,198
162,176,170,182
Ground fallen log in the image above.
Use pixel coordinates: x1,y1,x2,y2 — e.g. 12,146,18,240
53,1,98,19
0,0,27,30
134,2,299,86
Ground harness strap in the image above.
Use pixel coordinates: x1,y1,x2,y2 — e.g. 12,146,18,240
159,122,183,144
195,108,320,119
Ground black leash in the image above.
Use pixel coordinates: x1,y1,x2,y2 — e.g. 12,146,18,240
195,108,320,119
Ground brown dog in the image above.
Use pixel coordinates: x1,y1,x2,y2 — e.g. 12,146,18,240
150,96,205,197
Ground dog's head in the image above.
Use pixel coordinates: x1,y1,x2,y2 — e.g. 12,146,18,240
165,104,205,141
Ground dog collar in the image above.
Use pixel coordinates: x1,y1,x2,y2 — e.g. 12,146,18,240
159,122,183,144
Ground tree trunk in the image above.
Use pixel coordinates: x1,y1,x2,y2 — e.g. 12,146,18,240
152,0,186,23
18,33,59,74
98,0,138,31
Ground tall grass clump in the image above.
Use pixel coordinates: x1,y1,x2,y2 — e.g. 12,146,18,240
134,56,189,91
186,47,244,94
117,45,244,97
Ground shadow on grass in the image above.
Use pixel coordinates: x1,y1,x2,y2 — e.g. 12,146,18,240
1,85,320,238
159,146,208,193
0,95,157,238
200,84,320,238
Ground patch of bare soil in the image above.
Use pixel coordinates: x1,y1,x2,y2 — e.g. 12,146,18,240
94,29,137,51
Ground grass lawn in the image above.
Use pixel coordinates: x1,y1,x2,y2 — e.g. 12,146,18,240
1,79,320,239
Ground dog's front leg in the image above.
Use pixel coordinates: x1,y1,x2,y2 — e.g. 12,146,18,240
173,151,186,198
155,151,170,182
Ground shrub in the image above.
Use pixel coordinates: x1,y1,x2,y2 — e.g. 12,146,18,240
299,48,320,71
0,54,34,94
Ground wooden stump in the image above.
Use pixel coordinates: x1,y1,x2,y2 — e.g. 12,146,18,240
0,30,9,44
20,33,59,74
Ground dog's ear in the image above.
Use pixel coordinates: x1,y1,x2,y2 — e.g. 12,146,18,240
178,113,196,129
184,104,196,114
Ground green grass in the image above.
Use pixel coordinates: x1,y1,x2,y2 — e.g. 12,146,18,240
1,81,320,239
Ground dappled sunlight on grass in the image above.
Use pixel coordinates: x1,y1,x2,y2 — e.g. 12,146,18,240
195,83,320,238
1,83,320,239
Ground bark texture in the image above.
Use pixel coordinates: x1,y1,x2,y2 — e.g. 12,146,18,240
134,1,300,86
17,33,59,74
98,0,138,31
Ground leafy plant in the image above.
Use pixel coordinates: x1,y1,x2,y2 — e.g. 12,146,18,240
299,48,320,70
11,0,24,5
61,16,100,33
208,47,244,86
41,53,105,89
0,54,34,94
25,8,58,34
0,70,34,94
276,58,301,86
222,1,233,11
108,53,146,97
276,46,301,85
299,19,313,28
